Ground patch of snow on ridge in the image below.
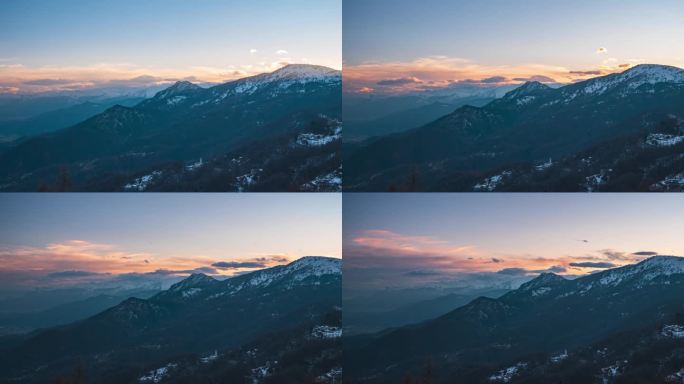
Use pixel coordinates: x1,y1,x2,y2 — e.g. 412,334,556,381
646,133,684,147
312,325,342,339
182,288,202,298
535,158,553,171
200,350,219,363
662,325,684,339
594,256,684,288
124,171,162,191
296,125,341,147
489,362,527,382
551,350,568,363
474,171,512,191
226,257,341,293
139,363,177,383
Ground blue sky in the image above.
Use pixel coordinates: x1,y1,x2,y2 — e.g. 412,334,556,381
0,0,341,93
0,194,341,278
343,0,684,93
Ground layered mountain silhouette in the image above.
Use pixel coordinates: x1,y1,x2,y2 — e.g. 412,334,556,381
345,64,684,191
0,64,341,192
0,256,341,383
345,256,684,383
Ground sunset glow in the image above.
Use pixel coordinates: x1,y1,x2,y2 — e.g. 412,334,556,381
343,194,684,289
0,194,341,288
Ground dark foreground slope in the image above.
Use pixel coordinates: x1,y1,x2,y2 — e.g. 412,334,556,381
345,64,684,191
346,256,684,383
0,64,341,192
0,257,341,384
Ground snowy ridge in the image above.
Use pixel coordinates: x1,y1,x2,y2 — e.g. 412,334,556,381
222,64,340,97
168,273,217,292
267,64,340,82
223,256,341,293
153,81,202,100
591,256,684,288
502,81,551,99
564,64,684,98
518,273,567,292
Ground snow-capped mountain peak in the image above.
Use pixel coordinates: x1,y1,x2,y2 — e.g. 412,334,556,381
568,64,684,97
619,64,684,83
503,81,551,99
582,256,684,289
169,273,216,292
269,64,340,81
153,80,202,100
519,272,566,291
221,256,340,293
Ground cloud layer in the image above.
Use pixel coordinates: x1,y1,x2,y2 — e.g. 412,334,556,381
343,56,644,94
0,240,293,289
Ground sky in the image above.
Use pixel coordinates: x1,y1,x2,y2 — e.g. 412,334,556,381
0,0,341,94
0,193,341,289
344,194,684,290
343,0,684,94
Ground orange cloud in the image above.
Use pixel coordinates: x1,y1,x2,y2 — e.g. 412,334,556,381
344,56,628,94
0,60,332,93
0,240,291,277
346,230,644,275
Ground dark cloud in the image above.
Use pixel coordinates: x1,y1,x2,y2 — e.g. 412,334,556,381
376,77,422,86
600,249,629,260
513,75,556,83
497,265,566,275
23,79,78,86
569,70,602,76
405,270,442,277
480,76,508,84
212,261,267,269
497,267,528,276
619,64,631,68
47,270,103,279
632,251,658,256
569,261,617,269
150,267,219,275
541,265,567,274
491,258,504,263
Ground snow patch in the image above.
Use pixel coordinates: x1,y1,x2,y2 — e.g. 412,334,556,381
139,363,177,383
489,362,527,382
645,133,684,147
312,325,342,339
124,171,162,191
474,171,512,191
662,325,684,339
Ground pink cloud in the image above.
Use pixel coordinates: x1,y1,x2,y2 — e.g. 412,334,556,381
346,230,645,275
344,56,629,94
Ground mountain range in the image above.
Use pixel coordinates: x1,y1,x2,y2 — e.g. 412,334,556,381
344,64,684,191
0,256,342,384
345,256,684,383
0,64,341,192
